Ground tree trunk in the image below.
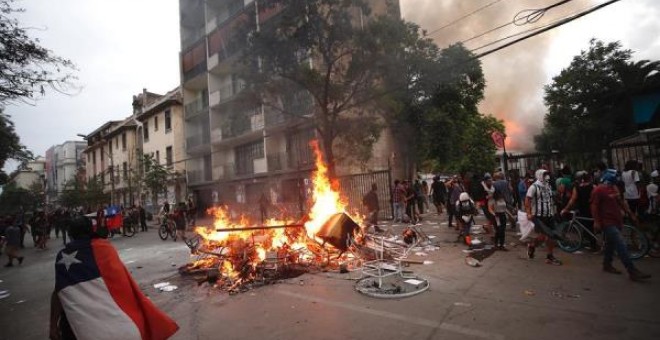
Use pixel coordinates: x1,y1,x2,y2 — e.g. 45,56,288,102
321,135,336,179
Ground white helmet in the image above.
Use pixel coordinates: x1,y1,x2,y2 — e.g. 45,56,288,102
459,192,470,201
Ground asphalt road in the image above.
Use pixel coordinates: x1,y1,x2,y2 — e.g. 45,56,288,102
1,215,659,340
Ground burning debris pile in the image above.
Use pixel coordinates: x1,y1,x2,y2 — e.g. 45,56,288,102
179,141,431,297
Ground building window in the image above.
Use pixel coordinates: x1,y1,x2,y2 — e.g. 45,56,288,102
235,140,264,175
166,146,173,167
115,137,118,149
122,162,128,180
156,150,160,164
165,110,172,132
143,122,149,141
154,116,159,131
121,133,127,151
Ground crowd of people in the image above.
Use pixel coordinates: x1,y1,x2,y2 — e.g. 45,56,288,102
364,160,656,282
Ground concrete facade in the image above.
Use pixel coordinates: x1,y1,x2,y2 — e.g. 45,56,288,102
179,0,400,213
136,87,187,208
45,141,87,204
9,157,46,191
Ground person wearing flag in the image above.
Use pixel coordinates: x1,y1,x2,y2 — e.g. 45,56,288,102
49,216,178,340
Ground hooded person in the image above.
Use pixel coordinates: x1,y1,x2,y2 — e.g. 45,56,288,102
456,192,478,246
49,216,179,340
525,169,563,265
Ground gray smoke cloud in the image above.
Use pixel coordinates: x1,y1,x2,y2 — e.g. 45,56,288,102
399,0,588,152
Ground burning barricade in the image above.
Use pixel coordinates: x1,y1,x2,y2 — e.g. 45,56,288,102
179,141,430,297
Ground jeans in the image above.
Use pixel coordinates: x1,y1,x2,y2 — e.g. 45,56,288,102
495,212,507,246
603,225,634,271
393,202,404,222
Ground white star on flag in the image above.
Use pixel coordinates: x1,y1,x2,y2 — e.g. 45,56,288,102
57,251,82,271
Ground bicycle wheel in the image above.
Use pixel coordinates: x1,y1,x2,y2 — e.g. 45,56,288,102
557,221,583,253
158,224,169,240
168,221,177,241
622,224,649,260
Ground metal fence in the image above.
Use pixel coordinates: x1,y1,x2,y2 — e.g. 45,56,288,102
504,140,660,177
337,169,393,220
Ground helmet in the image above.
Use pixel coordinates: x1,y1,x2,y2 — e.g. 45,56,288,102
459,192,470,201
601,169,618,184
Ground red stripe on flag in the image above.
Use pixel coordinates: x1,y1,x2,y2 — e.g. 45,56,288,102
92,239,179,340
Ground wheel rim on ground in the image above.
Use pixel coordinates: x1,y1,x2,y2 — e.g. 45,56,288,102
623,225,649,260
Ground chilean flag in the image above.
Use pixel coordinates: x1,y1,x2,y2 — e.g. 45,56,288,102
55,238,179,340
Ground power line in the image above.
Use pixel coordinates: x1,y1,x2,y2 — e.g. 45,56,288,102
426,0,506,37
472,0,623,59
461,0,575,44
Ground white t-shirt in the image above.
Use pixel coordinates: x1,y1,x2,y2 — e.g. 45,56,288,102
621,170,640,200
526,182,555,217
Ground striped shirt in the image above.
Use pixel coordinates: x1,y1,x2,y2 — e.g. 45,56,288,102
526,182,555,217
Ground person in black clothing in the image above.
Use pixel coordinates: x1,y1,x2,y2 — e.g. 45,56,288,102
138,204,148,232
430,176,447,215
561,171,598,251
363,183,383,233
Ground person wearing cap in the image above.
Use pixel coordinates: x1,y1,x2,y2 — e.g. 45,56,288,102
591,169,651,281
525,169,562,265
646,170,659,215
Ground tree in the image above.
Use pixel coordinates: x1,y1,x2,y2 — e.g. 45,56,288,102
536,39,660,164
0,0,76,104
0,109,32,184
238,0,400,177
0,180,41,214
141,154,169,209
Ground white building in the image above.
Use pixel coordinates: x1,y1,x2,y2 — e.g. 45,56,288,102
45,141,87,204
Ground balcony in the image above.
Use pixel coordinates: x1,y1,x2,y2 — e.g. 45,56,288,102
181,26,206,51
184,96,209,120
267,152,287,172
209,82,245,107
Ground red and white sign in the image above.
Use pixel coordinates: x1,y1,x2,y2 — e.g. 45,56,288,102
491,131,505,149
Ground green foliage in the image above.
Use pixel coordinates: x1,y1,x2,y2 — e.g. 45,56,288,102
238,0,400,175
0,0,76,104
0,109,33,183
536,39,660,159
0,181,40,214
59,168,108,209
141,153,169,201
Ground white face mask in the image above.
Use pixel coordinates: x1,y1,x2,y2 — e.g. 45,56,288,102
543,175,550,183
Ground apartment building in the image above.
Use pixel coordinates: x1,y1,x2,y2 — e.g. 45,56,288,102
83,116,142,207
135,87,187,208
45,141,87,204
179,0,399,213
7,157,46,191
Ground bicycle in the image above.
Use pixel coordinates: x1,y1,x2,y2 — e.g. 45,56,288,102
558,211,649,260
158,214,177,241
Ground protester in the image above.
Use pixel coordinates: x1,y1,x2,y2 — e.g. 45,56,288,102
362,183,383,233
456,192,478,246
187,196,196,226
561,171,598,251
646,170,659,215
138,204,148,232
4,216,24,267
591,169,651,281
174,203,187,242
525,169,562,265
489,190,508,250
404,180,420,224
392,180,406,223
621,160,642,215
447,175,465,230
421,180,430,213
476,174,495,235
430,176,447,215
49,216,179,340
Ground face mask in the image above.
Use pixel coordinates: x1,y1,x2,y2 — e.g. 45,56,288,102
543,175,550,183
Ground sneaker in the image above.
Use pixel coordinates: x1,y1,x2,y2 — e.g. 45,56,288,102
18,257,24,265
527,245,535,259
603,265,621,274
628,268,651,281
545,254,562,266
498,246,509,251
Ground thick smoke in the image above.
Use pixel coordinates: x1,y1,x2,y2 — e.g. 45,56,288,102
400,0,587,152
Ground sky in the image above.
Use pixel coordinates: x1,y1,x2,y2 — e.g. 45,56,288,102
4,0,660,172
